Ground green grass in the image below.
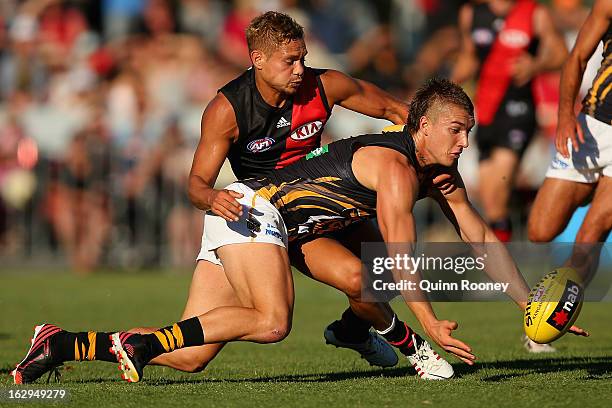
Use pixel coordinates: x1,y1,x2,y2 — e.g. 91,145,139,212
0,271,610,407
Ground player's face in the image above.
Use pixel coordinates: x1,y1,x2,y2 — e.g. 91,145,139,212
260,39,307,95
427,104,474,166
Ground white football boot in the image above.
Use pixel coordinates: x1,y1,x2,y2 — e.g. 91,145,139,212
406,333,454,380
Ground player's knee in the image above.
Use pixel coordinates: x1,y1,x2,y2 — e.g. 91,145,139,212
527,221,552,242
257,311,292,343
340,258,364,300
527,212,558,242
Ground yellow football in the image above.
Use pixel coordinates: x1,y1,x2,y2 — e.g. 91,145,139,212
524,267,584,344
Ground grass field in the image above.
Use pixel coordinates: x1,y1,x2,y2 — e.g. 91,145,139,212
0,271,610,408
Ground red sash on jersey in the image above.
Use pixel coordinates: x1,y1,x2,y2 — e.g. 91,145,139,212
276,69,330,168
475,0,537,126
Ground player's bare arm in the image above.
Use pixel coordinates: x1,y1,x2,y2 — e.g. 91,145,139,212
429,169,530,306
353,147,475,365
556,0,612,158
320,69,409,124
188,93,243,222
430,169,589,337
450,4,479,84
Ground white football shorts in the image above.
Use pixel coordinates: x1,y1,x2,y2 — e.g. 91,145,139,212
546,113,612,183
197,182,288,266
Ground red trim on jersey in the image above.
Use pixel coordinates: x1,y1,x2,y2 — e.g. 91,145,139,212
475,0,536,125
276,70,330,169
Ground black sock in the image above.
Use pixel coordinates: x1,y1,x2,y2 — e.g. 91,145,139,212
332,308,371,343
377,315,417,356
145,317,205,359
53,331,116,362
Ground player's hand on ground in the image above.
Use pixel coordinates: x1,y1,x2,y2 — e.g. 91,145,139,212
511,53,537,87
555,115,585,158
209,189,244,221
568,324,590,337
423,319,476,365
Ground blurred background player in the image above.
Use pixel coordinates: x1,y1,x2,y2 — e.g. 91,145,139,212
529,0,612,286
451,0,568,243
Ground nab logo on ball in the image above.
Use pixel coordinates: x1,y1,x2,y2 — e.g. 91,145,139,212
545,280,583,330
247,137,275,153
524,268,584,344
290,121,323,141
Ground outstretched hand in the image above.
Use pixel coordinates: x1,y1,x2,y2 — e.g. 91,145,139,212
568,324,590,337
423,319,476,365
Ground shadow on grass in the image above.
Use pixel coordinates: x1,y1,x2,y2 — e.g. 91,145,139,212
467,356,612,382
71,366,415,385
7,356,612,385
145,356,612,385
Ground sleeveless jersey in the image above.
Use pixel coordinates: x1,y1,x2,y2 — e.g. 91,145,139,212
219,67,332,179
242,126,432,242
471,1,539,101
582,23,612,125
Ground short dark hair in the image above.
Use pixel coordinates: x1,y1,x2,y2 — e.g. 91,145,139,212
246,11,304,55
407,78,474,134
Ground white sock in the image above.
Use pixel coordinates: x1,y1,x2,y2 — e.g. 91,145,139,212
375,314,396,335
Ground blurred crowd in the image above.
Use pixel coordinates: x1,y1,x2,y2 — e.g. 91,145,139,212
0,0,599,272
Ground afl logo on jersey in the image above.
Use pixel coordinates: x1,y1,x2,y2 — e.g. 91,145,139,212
499,29,530,49
247,137,275,153
290,120,323,141
472,28,494,46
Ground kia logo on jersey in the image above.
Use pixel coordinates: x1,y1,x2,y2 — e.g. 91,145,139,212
499,29,530,49
247,137,275,153
290,120,323,141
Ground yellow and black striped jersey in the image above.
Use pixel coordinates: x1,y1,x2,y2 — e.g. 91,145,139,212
582,23,612,125
242,126,428,242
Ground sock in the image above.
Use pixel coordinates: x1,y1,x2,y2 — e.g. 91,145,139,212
53,331,116,362
376,315,417,356
333,308,371,343
490,218,512,242
145,317,205,359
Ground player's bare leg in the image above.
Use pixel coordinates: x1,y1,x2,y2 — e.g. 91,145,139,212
111,242,294,382
294,236,394,332
291,223,453,377
131,260,239,373
525,177,595,352
568,176,612,284
478,148,520,241
528,178,594,242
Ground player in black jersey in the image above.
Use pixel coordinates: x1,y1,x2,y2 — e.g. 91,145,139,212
452,0,567,244
528,1,612,287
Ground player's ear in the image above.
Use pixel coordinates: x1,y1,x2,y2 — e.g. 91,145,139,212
251,49,266,70
419,115,429,135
